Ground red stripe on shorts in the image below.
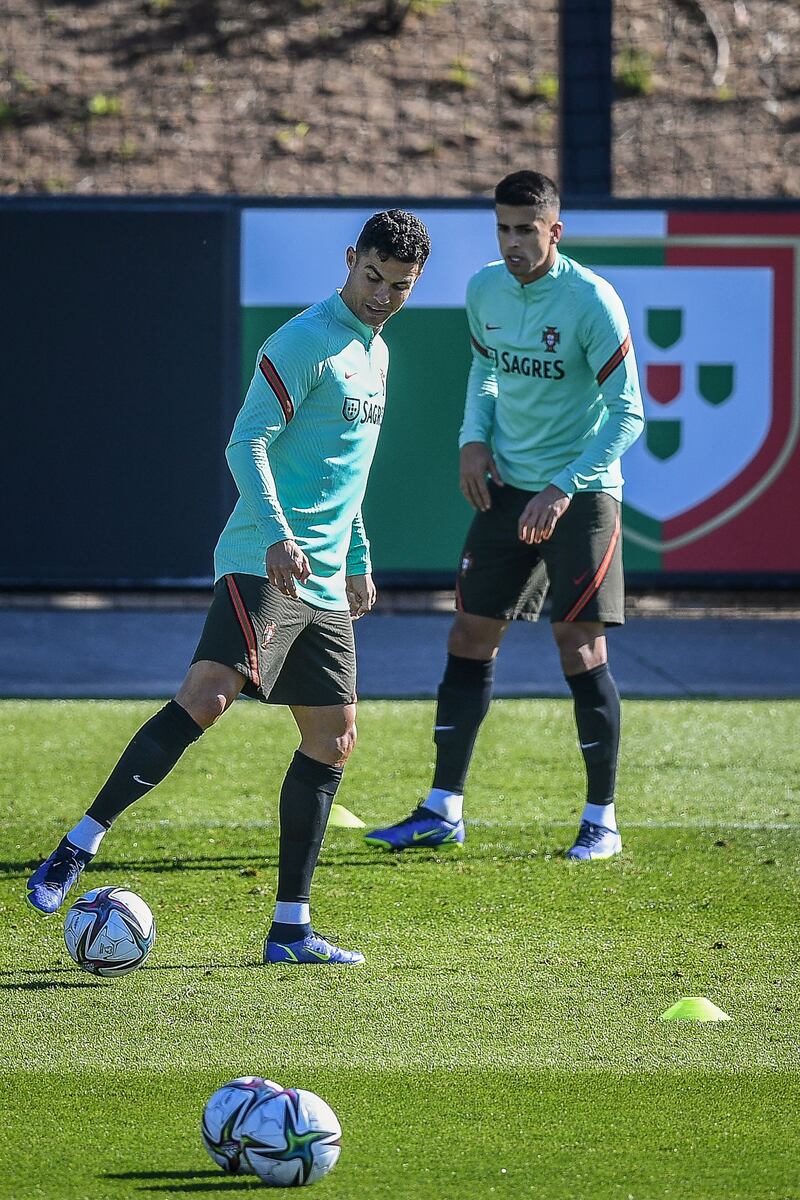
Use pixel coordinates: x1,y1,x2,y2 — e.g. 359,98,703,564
562,509,621,623
225,575,261,687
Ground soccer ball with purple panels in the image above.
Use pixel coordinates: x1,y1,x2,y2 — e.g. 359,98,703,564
63,886,155,977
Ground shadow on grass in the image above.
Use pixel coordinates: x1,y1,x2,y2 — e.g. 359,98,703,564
0,967,79,978
0,960,468,991
1,853,411,879
0,978,99,990
0,962,266,985
136,1186,262,1194
1,856,277,878
104,1171,262,1193
105,1172,223,1181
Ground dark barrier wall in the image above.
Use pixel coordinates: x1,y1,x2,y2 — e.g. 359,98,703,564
0,202,238,585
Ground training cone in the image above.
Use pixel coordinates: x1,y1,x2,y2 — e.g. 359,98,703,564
328,803,366,829
659,997,731,1022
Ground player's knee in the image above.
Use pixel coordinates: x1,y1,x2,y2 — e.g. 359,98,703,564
176,666,241,729
552,622,606,674
447,626,472,657
333,722,357,765
176,689,226,730
324,719,357,767
447,616,503,660
301,719,356,768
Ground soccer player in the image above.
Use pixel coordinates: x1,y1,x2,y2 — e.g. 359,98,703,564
27,209,431,964
367,171,644,861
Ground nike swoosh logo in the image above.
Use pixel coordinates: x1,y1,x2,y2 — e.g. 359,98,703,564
572,570,591,586
307,948,331,960
434,725,455,731
485,324,502,330
412,829,441,842
580,741,600,749
344,370,358,379
133,774,156,787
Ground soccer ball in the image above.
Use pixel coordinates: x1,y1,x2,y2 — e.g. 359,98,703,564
63,887,155,977
201,1077,283,1175
236,1087,342,1187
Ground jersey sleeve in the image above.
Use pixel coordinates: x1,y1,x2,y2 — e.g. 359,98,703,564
458,273,499,448
225,321,328,547
549,282,645,496
346,508,372,576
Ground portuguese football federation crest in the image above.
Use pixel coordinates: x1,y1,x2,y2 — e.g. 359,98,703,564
542,325,560,353
342,397,360,422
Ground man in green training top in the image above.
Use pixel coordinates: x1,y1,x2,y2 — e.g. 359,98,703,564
368,171,644,861
28,209,431,964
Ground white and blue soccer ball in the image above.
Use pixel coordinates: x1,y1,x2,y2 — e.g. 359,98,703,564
63,886,155,977
202,1083,341,1186
239,1087,342,1187
201,1077,283,1175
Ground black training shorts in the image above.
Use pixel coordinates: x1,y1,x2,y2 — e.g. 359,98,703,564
192,574,356,706
455,484,625,625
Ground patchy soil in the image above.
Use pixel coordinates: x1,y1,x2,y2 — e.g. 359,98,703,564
615,0,799,198
1,0,797,197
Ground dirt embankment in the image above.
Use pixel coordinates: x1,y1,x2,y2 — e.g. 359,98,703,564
1,0,797,197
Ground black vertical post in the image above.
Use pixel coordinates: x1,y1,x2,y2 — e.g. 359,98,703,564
559,0,614,197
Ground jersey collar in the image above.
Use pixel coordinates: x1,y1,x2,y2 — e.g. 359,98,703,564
506,250,563,293
330,290,378,345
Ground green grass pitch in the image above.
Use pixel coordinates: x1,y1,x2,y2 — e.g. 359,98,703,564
1,698,799,1199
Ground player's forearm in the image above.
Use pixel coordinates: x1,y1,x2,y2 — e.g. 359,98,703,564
550,402,644,495
225,438,294,547
346,509,372,575
459,361,498,448
345,555,371,576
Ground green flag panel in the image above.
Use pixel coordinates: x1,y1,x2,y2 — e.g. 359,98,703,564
698,363,735,405
621,505,663,572
647,307,683,349
646,420,681,461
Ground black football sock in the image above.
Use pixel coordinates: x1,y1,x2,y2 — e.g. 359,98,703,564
566,663,621,808
429,654,495,797
269,751,342,942
86,700,204,826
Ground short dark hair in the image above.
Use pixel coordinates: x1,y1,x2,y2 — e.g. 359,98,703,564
495,171,561,215
355,209,431,268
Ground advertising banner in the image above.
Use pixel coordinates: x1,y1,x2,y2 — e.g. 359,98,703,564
241,206,800,580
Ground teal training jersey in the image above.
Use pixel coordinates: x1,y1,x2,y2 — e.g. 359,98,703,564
214,291,388,610
460,253,644,498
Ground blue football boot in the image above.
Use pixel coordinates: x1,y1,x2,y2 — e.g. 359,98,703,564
263,931,365,966
27,838,94,914
365,806,465,851
565,821,622,861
